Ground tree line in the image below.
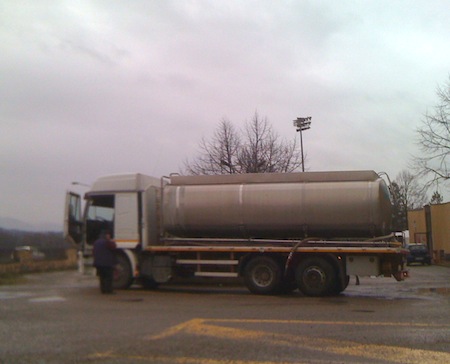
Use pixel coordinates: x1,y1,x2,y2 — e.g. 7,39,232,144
0,228,70,261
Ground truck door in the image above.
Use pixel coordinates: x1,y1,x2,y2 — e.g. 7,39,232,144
114,192,140,248
64,192,83,245
141,186,160,247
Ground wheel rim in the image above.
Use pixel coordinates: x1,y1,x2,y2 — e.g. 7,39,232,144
244,256,282,295
113,254,132,289
302,266,326,290
253,265,274,288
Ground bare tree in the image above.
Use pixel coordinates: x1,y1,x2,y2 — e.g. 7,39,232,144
414,76,450,189
185,119,241,175
397,170,428,209
391,170,428,230
184,113,301,175
390,181,406,231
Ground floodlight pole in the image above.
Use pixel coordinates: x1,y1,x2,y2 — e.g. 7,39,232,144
299,127,305,172
293,117,312,172
71,181,90,188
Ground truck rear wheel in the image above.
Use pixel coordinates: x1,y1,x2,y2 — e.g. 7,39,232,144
244,256,282,295
331,275,350,295
295,257,335,296
113,254,133,289
141,277,159,290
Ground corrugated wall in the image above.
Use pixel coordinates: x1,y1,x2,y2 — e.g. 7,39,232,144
430,203,450,257
408,209,427,244
408,202,450,262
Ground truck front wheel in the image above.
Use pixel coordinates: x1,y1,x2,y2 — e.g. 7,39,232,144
113,254,133,289
295,257,335,296
243,256,282,295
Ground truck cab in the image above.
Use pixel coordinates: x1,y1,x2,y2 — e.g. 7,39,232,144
64,174,161,287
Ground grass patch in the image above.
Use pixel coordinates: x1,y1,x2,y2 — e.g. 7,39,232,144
0,272,27,285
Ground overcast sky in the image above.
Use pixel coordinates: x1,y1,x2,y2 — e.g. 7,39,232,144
1,1,449,229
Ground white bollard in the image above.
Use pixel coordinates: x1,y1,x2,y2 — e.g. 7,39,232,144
77,250,84,274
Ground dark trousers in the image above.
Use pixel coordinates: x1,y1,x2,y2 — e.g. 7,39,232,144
96,266,114,294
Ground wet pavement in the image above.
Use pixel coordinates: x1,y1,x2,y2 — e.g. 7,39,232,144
0,265,449,363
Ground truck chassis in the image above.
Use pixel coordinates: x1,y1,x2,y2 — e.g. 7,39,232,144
116,237,406,296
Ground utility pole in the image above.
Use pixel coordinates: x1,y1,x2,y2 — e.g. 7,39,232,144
293,117,312,172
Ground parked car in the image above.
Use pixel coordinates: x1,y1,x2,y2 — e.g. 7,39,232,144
14,246,46,260
406,244,431,266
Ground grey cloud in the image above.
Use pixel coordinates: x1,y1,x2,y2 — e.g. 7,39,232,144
1,0,449,228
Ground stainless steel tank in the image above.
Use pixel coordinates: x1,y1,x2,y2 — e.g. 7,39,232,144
162,171,392,239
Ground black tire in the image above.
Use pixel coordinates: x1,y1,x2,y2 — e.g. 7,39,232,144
113,254,133,289
331,275,350,295
295,257,336,297
243,256,283,295
141,277,159,290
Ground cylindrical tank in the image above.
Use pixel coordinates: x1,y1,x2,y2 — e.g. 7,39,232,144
162,171,392,239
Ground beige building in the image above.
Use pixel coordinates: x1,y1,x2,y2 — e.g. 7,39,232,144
408,202,450,263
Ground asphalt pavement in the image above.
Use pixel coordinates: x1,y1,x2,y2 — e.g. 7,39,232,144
0,264,449,363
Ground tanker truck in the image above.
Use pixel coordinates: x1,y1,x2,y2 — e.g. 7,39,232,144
64,170,407,296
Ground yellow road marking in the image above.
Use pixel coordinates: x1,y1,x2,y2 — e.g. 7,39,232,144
205,318,449,328
146,319,450,363
89,352,314,364
91,319,450,363
147,318,200,340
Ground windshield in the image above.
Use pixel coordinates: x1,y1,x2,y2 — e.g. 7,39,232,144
409,245,427,252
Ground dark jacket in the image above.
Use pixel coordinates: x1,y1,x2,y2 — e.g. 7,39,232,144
93,238,117,268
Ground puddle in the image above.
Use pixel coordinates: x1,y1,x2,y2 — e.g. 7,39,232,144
29,296,66,303
418,287,450,295
0,291,33,300
119,298,145,302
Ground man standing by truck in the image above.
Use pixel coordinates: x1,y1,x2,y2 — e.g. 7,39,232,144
93,230,117,294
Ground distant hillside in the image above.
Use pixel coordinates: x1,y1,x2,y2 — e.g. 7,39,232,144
0,227,69,260
0,217,61,232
